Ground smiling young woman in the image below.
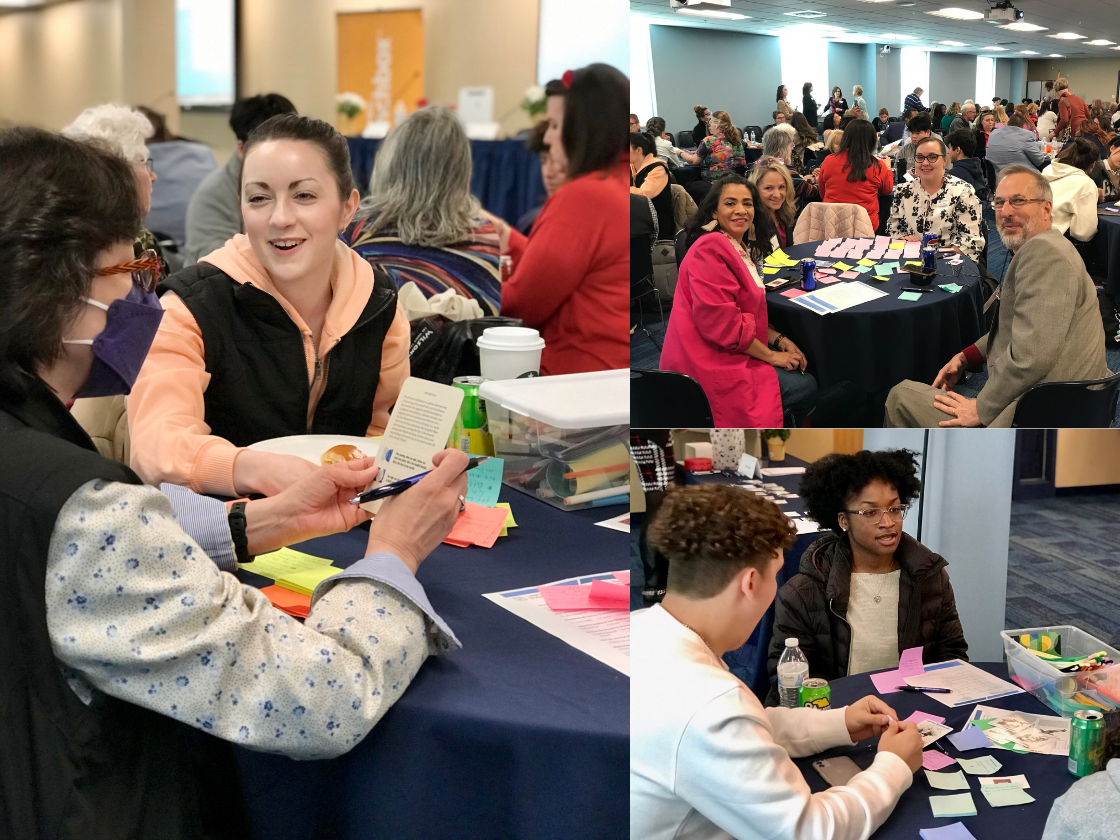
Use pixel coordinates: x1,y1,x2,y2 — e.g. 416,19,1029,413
127,114,410,498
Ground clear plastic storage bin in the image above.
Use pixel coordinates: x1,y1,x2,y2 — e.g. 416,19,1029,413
478,370,629,512
1001,625,1120,717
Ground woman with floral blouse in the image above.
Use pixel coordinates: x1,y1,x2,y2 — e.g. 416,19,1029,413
677,110,746,182
885,135,985,261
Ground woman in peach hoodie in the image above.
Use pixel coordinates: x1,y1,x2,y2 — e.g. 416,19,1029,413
128,115,409,497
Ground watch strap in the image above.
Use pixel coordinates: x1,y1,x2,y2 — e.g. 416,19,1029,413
228,501,253,564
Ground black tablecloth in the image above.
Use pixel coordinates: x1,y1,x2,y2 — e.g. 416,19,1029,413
233,489,628,840
674,147,763,188
684,458,823,699
766,241,987,392
1089,205,1120,296
794,662,1075,839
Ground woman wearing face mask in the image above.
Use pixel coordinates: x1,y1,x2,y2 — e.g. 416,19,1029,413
0,127,469,839
765,450,968,706
128,114,410,497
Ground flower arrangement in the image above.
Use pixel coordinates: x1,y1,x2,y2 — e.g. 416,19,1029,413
335,92,366,120
520,84,547,119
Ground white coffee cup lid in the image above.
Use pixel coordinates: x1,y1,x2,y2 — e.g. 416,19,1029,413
476,326,545,351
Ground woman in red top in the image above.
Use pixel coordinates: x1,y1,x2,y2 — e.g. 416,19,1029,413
491,64,628,375
817,120,894,230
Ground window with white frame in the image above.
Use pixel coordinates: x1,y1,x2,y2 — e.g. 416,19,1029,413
899,47,929,111
975,56,995,110
629,14,657,124
780,36,828,122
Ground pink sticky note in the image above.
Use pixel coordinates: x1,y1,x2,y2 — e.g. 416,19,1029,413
906,710,947,725
814,247,833,258
870,669,904,694
874,235,891,249
903,241,921,259
898,646,925,677
612,570,630,585
840,270,859,279
867,250,886,260
816,267,837,275
817,275,841,284
539,583,626,611
922,750,957,771
589,579,629,604
781,288,806,298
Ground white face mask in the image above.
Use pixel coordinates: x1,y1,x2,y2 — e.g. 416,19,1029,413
61,297,112,345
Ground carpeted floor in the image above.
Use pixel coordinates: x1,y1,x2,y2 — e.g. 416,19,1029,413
633,203,1120,425
1005,492,1120,645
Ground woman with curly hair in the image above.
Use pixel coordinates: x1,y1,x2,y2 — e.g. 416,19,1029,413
765,450,968,705
632,484,921,840
1043,713,1120,838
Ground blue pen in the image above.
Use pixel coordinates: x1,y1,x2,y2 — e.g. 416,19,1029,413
349,457,488,505
585,494,630,508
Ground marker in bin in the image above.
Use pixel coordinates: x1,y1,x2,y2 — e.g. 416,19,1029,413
349,457,490,505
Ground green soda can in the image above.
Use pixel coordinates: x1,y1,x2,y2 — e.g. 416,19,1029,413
449,376,487,452
799,678,831,710
1069,710,1105,777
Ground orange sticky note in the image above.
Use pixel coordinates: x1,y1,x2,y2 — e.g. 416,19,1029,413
260,584,311,618
539,582,628,611
589,579,629,603
443,501,510,548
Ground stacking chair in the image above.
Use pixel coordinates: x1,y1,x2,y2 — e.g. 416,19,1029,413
1011,370,1120,427
630,370,714,427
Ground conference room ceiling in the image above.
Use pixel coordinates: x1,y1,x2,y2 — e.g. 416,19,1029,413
630,0,1120,58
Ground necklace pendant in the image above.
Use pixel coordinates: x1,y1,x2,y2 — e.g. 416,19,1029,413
874,595,882,603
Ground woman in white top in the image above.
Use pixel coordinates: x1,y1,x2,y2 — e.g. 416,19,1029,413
1038,99,1059,141
885,135,986,261
852,85,868,121
1042,137,1101,241
632,484,922,840
766,450,968,705
644,116,680,170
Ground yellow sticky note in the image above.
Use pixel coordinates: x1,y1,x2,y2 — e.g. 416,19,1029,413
888,242,905,249
497,501,517,537
857,258,878,267
832,261,854,271
763,266,781,274
275,564,341,597
243,547,333,580
771,247,790,260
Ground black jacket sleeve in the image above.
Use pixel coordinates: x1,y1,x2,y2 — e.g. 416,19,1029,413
765,577,821,707
929,568,969,665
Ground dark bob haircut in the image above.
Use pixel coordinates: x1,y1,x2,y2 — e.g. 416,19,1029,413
0,128,141,399
557,62,629,179
240,113,356,200
629,131,655,157
648,484,796,599
799,449,923,537
229,93,297,143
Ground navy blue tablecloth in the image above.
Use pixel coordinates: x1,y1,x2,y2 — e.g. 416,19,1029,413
346,138,544,226
1089,205,1120,296
794,662,1075,839
766,241,987,392
233,488,628,840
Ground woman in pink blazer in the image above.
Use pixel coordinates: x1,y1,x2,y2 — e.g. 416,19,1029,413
661,175,817,427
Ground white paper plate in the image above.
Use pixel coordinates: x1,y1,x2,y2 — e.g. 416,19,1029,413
247,435,380,465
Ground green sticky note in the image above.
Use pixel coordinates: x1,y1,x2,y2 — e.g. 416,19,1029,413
930,793,977,818
763,266,781,274
899,291,923,301
925,769,971,790
275,564,341,597
857,257,878,267
973,719,997,730
832,261,854,271
888,241,905,249
939,283,963,293
958,755,1002,775
853,264,873,274
465,456,504,508
982,786,1036,807
497,501,517,537
880,261,900,274
243,547,333,580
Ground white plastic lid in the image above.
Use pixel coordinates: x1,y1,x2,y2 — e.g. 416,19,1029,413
785,638,799,648
476,326,545,352
478,369,629,428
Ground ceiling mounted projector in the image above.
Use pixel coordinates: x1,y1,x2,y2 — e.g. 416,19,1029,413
984,2,1025,22
670,0,732,10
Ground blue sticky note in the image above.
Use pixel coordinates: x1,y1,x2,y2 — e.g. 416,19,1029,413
920,822,978,840
947,726,993,751
465,456,505,508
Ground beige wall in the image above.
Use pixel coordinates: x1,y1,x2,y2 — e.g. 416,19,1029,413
1026,57,1120,105
785,429,863,464
1055,430,1120,488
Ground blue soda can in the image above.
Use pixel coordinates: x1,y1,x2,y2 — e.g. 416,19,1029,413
800,259,817,291
921,245,937,273
922,233,938,248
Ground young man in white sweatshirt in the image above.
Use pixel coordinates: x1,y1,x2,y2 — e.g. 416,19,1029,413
631,484,922,840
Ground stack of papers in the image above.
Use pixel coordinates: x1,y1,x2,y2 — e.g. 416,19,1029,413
929,792,976,818
444,501,512,548
903,660,1024,707
965,705,1071,755
242,547,338,608
276,565,343,597
790,281,888,315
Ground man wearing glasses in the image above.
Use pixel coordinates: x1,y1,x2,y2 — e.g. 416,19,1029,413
764,449,968,706
885,165,1110,427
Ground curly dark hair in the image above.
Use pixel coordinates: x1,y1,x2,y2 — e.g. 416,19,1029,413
1102,713,1120,764
799,450,923,537
684,175,776,264
647,484,796,599
0,128,141,399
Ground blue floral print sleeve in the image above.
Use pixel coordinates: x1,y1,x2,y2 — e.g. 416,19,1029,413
45,479,458,760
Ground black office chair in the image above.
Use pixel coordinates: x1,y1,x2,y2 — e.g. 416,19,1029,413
676,129,695,149
631,370,714,427
744,125,763,143
1011,370,1120,427
888,116,901,123
674,228,689,270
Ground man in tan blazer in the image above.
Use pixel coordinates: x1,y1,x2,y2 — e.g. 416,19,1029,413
885,165,1111,428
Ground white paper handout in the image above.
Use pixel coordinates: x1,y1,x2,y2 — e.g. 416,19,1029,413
362,377,464,512
594,512,631,533
790,281,888,315
965,705,1071,756
794,518,823,534
483,573,630,675
904,660,1024,707
760,467,807,476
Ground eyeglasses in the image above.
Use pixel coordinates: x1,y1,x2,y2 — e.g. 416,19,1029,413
139,158,154,174
844,504,910,523
991,197,1047,209
96,248,162,294
914,153,944,163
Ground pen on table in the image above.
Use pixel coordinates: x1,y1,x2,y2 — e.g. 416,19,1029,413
895,685,952,693
901,287,933,293
349,457,489,505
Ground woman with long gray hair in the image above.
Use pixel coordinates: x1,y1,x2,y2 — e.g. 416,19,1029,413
341,106,502,315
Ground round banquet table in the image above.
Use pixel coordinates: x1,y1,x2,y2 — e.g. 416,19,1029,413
232,488,629,840
766,241,987,393
1088,202,1120,296
793,662,1076,839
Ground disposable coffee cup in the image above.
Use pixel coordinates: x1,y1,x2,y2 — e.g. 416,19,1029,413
476,327,545,380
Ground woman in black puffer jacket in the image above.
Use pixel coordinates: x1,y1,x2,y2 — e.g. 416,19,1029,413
765,449,968,706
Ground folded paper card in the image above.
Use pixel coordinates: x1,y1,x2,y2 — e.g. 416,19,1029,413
907,710,947,725
613,570,630,585
588,578,629,603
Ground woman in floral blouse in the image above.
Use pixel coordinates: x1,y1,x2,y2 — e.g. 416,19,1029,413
678,110,746,182
885,135,985,261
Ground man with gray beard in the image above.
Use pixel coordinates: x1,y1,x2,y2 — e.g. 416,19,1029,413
884,165,1110,427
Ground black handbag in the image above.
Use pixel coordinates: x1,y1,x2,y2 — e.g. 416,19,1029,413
407,315,524,385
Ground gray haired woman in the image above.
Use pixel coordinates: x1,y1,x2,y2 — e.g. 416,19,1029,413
341,106,502,315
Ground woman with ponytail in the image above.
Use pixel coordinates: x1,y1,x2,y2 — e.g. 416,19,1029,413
677,110,746,182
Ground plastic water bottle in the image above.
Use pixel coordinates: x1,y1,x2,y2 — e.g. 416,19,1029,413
750,129,756,144
778,638,809,708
